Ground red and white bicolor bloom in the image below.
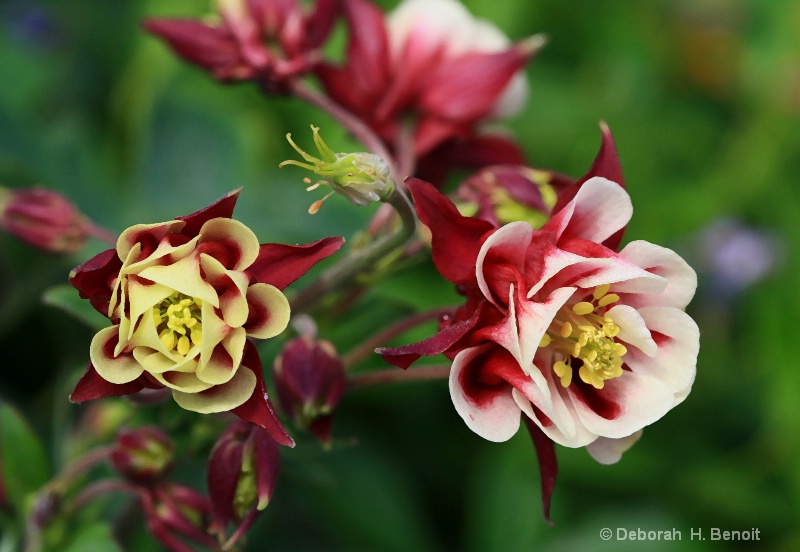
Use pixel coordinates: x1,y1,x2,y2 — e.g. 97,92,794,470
450,176,699,464
317,0,542,162
380,127,699,466
69,190,344,447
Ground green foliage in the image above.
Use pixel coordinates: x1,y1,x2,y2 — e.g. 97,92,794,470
0,402,49,513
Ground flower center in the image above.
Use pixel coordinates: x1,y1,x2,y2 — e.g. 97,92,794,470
152,292,203,356
539,284,627,389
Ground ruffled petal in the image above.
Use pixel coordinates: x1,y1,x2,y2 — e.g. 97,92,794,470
153,369,215,393
196,330,246,385
586,431,643,465
617,240,698,309
137,254,219,307
200,254,250,328
197,217,259,271
243,283,290,339
606,304,657,357
90,326,144,384
175,189,241,237
450,344,522,442
476,221,532,307
172,361,255,411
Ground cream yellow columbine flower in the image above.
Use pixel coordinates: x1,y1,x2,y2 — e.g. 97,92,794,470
69,190,344,446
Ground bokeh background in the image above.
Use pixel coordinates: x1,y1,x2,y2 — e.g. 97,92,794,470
1,0,799,550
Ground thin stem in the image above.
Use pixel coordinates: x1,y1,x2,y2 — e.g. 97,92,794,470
290,186,417,313
348,365,451,391
56,445,114,488
289,80,400,184
84,221,118,246
395,120,417,183
343,307,454,369
70,479,141,513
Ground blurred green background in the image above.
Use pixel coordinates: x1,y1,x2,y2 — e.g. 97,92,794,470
1,0,799,550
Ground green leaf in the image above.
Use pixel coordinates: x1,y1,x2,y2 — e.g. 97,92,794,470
61,523,122,552
0,402,49,513
41,284,108,331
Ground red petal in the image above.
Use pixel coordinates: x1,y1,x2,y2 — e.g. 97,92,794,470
248,236,345,290
69,363,147,403
407,179,494,286
305,0,342,49
340,0,391,100
552,123,626,250
522,416,558,524
207,424,247,526
69,248,121,317
230,341,295,447
420,46,532,122
175,189,241,237
143,19,247,80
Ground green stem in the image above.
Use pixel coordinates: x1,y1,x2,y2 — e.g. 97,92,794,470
348,365,451,391
290,187,417,313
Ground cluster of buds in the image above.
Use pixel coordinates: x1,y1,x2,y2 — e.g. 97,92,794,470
109,426,174,486
0,186,90,253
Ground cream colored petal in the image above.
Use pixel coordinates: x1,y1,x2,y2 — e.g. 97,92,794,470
196,330,245,386
132,346,200,374
126,281,174,342
109,244,140,318
137,254,219,307
123,235,200,277
151,369,213,393
200,253,250,328
198,218,259,271
173,365,256,414
244,283,290,339
116,220,185,261
90,326,144,384
199,301,231,371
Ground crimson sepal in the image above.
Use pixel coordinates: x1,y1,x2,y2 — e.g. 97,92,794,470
230,340,295,447
69,249,122,316
304,0,342,50
69,363,153,403
552,123,626,250
407,178,494,286
142,19,248,81
248,236,345,290
522,416,558,524
315,0,390,112
176,188,241,235
207,422,248,529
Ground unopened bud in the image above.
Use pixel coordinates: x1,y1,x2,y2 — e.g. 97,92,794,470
143,483,216,551
0,186,89,253
273,335,345,446
280,125,395,212
110,426,174,485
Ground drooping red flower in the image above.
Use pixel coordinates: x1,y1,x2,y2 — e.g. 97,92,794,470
68,189,344,447
316,0,542,170
144,0,340,92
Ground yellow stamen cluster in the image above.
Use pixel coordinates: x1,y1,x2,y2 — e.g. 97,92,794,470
543,284,627,389
153,293,203,356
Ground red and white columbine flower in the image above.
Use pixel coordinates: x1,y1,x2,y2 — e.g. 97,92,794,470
69,190,344,447
380,130,699,466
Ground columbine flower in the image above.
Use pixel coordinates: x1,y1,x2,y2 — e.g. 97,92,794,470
68,190,344,446
380,127,699,467
280,125,395,213
316,0,543,160
207,421,280,545
0,186,89,253
144,0,339,91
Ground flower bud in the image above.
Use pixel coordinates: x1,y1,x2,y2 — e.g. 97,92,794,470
273,335,346,446
207,421,280,541
0,186,89,253
142,483,217,552
110,427,174,485
454,165,559,228
280,125,395,213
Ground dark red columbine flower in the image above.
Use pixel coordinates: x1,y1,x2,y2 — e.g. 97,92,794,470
68,189,345,447
207,420,280,545
316,0,542,174
110,426,175,486
144,0,340,92
273,335,346,446
141,483,217,552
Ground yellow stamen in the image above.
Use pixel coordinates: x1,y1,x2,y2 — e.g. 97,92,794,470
593,284,610,300
572,302,595,316
598,293,620,307
560,322,573,338
539,334,552,347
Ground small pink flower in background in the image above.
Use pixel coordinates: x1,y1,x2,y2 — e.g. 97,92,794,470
317,0,542,161
0,186,89,253
68,189,344,447
207,420,280,544
273,333,346,446
145,0,339,91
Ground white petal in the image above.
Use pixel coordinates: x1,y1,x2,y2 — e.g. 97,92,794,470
476,221,532,308
545,177,632,244
606,304,658,357
586,431,643,465
617,240,698,309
